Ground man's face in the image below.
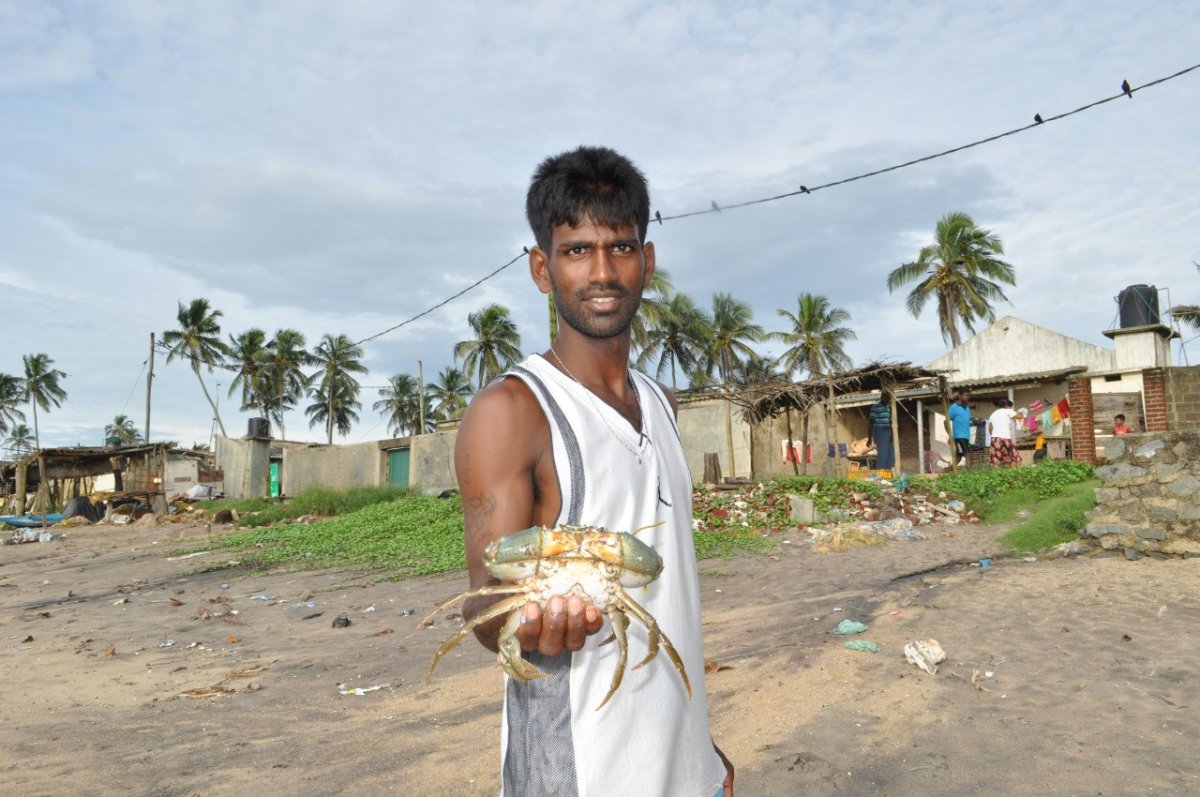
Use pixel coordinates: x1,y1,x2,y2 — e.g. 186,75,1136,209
958,392,971,405
533,217,654,340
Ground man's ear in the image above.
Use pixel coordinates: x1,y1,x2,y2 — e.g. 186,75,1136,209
529,247,551,295
642,241,656,291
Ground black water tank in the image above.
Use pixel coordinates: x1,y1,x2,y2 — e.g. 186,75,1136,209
247,417,271,438
1117,284,1159,328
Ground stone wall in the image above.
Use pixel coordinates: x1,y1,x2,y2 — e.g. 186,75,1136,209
1083,431,1200,556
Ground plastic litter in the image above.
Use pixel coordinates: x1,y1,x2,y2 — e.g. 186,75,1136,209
904,639,947,674
979,558,991,569
844,640,879,653
834,619,868,635
338,683,392,696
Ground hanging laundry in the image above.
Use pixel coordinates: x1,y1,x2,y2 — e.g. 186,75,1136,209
1028,398,1047,413
1041,410,1053,429
1056,397,1071,419
1025,415,1039,432
1050,406,1062,424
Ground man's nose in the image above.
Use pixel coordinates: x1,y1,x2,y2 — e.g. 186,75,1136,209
588,248,617,283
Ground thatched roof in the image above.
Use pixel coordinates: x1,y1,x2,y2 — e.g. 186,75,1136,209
2,443,177,482
735,361,949,423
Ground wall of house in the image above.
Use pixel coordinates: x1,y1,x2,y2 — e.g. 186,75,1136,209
213,436,271,500
164,459,199,493
678,398,751,480
928,316,1115,381
750,406,830,479
281,441,385,496
410,430,458,493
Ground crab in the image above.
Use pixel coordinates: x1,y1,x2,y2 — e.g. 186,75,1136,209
421,523,691,710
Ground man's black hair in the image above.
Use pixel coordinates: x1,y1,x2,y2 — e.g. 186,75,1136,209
526,146,651,252
956,386,972,396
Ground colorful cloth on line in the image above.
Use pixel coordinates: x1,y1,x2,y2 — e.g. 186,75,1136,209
1050,406,1062,424
1028,399,1047,413
1056,397,1071,419
990,437,1019,466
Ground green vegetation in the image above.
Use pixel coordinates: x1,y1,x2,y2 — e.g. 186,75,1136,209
916,459,1093,505
204,485,410,528
692,527,777,559
998,480,1098,553
217,494,465,577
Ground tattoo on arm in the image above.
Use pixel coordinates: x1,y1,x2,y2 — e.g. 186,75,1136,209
465,492,498,563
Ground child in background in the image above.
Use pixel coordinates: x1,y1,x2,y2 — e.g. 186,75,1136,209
1113,414,1130,435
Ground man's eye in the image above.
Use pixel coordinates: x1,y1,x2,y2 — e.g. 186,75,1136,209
568,246,587,256
612,244,632,254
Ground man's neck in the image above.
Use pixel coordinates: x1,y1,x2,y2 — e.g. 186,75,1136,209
548,332,632,393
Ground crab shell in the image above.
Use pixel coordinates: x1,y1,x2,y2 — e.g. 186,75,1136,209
483,525,663,590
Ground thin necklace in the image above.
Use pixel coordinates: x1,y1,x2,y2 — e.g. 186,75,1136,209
548,346,647,464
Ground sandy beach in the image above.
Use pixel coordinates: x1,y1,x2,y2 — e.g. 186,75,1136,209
2,519,1197,796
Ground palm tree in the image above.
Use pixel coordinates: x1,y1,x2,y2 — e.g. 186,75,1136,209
22,353,68,450
3,423,34,457
105,414,143,445
374,374,424,437
701,293,766,386
162,299,230,437
427,366,473,422
455,304,522,390
887,211,1016,347
631,267,675,353
305,334,367,444
261,329,315,440
739,353,786,386
634,292,709,390
774,293,857,378
227,328,270,417
0,373,26,436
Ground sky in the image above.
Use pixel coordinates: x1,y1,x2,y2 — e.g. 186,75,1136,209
2,0,1198,450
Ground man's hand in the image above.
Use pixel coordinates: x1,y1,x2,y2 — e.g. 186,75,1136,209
514,594,604,656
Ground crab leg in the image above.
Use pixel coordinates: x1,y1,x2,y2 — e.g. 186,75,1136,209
594,609,630,711
496,607,549,682
617,589,692,700
418,584,525,628
425,594,529,684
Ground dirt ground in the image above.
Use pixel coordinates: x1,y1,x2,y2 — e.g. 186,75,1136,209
2,519,1198,797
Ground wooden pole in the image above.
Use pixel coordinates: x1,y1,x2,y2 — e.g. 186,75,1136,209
145,332,155,442
801,409,810,476
38,452,48,526
785,407,798,475
418,359,426,435
15,458,27,515
889,383,901,475
943,377,958,473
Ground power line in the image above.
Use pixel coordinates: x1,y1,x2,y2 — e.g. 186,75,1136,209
118,359,149,416
349,62,1199,343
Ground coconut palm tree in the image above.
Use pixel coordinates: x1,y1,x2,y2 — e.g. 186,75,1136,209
22,353,68,450
774,293,857,378
162,298,230,437
3,423,34,457
887,211,1016,347
105,414,143,445
739,352,786,386
373,374,424,437
634,292,709,390
427,366,473,422
0,373,26,436
454,304,522,389
701,293,766,386
261,329,315,440
631,267,675,353
305,334,367,444
227,328,270,417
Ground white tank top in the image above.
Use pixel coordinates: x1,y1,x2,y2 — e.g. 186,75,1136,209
498,354,724,797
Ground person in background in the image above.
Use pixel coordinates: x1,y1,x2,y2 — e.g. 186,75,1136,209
987,399,1020,468
947,387,973,466
1113,414,1131,435
869,390,895,470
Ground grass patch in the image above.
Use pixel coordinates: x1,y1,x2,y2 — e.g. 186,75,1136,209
213,494,465,578
692,528,777,560
201,485,410,528
998,480,1098,553
914,460,1095,504
971,488,1040,523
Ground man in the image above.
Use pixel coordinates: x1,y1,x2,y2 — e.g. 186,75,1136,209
1113,414,1131,435
868,390,894,470
454,146,733,797
987,399,1019,468
948,387,973,466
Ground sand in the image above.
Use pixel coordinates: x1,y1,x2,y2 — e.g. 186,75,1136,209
2,519,1197,796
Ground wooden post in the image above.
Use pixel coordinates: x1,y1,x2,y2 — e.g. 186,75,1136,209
801,409,810,476
889,383,901,475
785,407,798,476
723,389,735,478
827,377,846,477
15,458,27,515
145,331,155,442
418,359,426,435
38,452,48,526
703,452,722,485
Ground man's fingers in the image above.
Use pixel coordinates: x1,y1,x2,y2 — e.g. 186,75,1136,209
562,595,587,651
538,595,567,656
584,605,604,635
515,602,541,651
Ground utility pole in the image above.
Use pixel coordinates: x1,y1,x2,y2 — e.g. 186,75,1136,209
145,332,155,442
418,360,426,435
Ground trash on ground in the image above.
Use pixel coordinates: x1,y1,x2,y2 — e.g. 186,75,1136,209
337,682,392,695
834,619,869,635
844,640,879,653
332,616,352,628
904,639,947,674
